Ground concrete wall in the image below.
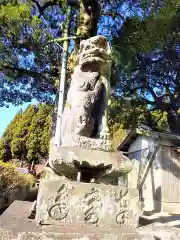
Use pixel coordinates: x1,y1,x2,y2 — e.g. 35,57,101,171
128,136,180,213
128,135,162,212
128,159,140,189
140,137,162,213
142,153,162,213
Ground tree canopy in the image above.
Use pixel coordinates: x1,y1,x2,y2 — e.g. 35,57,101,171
111,0,180,133
0,0,180,136
0,104,53,163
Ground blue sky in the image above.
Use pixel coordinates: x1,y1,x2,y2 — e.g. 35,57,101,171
0,104,28,136
0,99,38,137
0,51,37,137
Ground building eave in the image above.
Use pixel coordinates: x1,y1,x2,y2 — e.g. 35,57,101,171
117,129,138,152
117,128,180,152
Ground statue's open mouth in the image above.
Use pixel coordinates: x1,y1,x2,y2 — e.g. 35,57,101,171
79,47,111,67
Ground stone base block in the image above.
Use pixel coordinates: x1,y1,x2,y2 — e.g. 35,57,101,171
36,179,139,228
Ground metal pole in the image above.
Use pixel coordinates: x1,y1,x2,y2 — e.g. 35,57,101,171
54,7,71,147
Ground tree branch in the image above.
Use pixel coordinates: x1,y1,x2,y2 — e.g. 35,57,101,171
32,0,60,17
143,79,158,100
1,64,52,81
0,1,10,6
32,0,80,17
126,85,144,93
174,69,180,95
32,0,125,21
12,39,44,52
101,11,125,21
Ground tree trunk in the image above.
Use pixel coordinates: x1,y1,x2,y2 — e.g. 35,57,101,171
167,109,180,135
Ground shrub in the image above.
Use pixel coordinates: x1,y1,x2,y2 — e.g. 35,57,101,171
0,161,35,190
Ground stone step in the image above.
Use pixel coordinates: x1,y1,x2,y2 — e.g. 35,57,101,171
0,201,41,239
42,224,139,234
17,230,141,240
0,201,142,239
3,201,180,239
0,229,14,240
137,222,180,239
11,224,180,240
139,212,180,228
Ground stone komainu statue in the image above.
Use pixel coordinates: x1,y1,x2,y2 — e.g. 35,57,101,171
61,35,112,146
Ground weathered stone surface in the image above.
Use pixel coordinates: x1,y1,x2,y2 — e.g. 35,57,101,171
62,136,112,152
48,146,132,179
17,232,42,240
36,179,139,228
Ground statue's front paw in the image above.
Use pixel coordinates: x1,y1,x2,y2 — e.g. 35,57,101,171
75,121,86,134
100,131,110,140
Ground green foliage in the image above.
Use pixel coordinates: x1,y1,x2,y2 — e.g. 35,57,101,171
26,104,53,162
109,96,169,134
10,105,38,160
111,123,128,152
0,160,35,190
112,0,180,74
0,104,53,163
0,0,57,107
0,140,6,160
0,2,31,29
110,0,180,133
150,111,169,131
109,96,148,130
3,111,22,142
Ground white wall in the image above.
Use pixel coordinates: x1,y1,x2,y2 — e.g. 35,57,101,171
128,134,162,212
129,135,143,153
129,135,154,154
142,136,154,150
128,135,180,213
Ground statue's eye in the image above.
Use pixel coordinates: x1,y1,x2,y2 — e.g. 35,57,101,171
85,21,90,26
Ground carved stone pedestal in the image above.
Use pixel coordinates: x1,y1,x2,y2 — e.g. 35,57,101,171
36,178,139,228
35,142,140,239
